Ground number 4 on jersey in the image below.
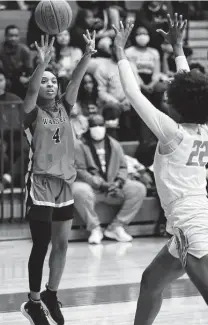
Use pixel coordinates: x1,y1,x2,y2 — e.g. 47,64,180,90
52,128,61,144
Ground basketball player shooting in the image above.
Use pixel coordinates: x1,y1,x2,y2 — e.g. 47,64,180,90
21,31,96,325
113,13,208,325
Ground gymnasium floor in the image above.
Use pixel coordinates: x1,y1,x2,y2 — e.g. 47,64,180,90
0,237,207,325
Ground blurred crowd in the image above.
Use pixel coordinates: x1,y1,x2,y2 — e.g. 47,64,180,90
0,1,207,238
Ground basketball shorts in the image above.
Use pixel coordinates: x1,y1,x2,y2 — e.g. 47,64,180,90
167,213,208,267
25,173,74,222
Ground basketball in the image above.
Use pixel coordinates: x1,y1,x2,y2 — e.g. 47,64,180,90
35,0,73,35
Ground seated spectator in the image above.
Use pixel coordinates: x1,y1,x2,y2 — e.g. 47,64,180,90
161,42,193,77
26,3,42,50
70,9,97,53
190,62,206,74
1,139,29,189
53,30,83,92
0,68,22,103
134,1,173,54
94,37,140,140
76,72,101,116
72,114,146,244
0,68,23,166
126,26,161,101
76,1,126,41
0,25,33,98
161,40,175,77
54,30,82,79
103,105,120,140
70,104,89,140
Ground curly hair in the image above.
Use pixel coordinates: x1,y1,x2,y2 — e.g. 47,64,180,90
167,69,208,124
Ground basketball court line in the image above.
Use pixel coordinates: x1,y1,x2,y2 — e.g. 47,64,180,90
0,278,200,313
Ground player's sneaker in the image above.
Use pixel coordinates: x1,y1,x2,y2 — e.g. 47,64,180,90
20,297,50,325
41,286,64,325
104,226,133,242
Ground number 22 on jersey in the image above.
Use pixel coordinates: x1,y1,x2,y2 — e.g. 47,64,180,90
186,140,208,166
52,128,61,144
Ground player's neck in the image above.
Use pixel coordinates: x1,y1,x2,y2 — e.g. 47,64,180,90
38,98,56,110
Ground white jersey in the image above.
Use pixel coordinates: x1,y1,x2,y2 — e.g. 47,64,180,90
154,124,208,228
117,56,208,234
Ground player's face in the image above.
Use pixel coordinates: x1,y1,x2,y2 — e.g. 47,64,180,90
56,30,70,46
5,28,20,46
0,74,6,92
83,74,94,94
39,71,58,100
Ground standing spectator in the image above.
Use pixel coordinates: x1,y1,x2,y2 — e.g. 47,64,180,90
73,114,146,244
0,25,33,98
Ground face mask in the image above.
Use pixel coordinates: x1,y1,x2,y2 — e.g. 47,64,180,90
90,126,106,141
136,35,150,47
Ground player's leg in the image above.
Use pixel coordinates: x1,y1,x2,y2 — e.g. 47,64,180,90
134,243,184,325
21,206,53,325
174,222,208,305
41,204,73,325
185,253,208,304
48,209,73,291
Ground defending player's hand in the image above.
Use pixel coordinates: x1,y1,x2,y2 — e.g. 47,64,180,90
112,20,134,50
83,30,97,56
156,13,187,47
35,35,55,66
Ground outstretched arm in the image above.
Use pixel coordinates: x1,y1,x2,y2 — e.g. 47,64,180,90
64,30,96,108
114,14,187,144
157,13,190,72
23,35,54,113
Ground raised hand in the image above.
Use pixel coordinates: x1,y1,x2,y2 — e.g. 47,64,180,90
35,35,55,66
157,13,187,46
112,20,134,49
83,30,97,56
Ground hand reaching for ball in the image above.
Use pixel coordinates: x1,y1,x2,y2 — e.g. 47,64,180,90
83,30,97,56
35,35,55,66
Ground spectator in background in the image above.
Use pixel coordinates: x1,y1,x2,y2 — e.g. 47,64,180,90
70,9,96,53
103,105,120,140
161,40,175,77
126,26,161,102
76,1,126,41
94,36,140,140
0,68,23,168
72,114,146,244
134,1,173,54
54,30,82,81
190,62,206,74
0,25,33,98
76,72,100,116
26,3,42,50
70,103,89,140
